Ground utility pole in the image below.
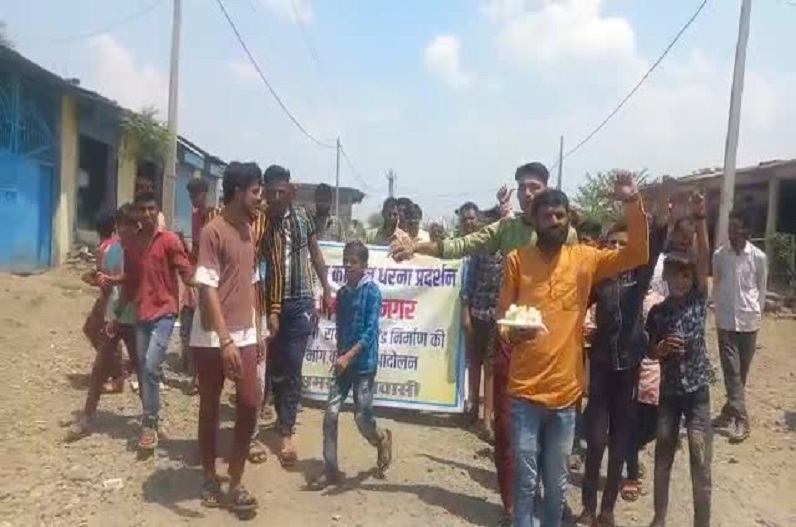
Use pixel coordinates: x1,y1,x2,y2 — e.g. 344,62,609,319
556,135,564,190
334,137,341,218
716,0,752,247
162,0,182,227
386,169,396,198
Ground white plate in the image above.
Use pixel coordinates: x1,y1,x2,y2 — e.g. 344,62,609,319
496,319,548,332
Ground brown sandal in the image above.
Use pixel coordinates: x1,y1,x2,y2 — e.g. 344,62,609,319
620,479,640,502
248,440,268,464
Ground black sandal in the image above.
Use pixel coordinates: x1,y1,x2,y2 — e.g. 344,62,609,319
227,484,258,514
307,471,343,491
200,478,222,508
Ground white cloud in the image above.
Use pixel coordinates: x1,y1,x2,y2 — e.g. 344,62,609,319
423,35,473,90
483,0,640,72
261,0,313,24
228,59,260,84
85,34,167,113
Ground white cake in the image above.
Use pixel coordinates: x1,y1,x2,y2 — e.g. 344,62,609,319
503,304,543,326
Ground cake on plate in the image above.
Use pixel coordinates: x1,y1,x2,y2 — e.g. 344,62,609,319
501,304,544,327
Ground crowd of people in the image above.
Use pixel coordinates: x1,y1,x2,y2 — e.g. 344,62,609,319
62,158,768,526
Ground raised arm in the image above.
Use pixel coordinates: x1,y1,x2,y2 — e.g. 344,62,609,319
690,191,709,293
593,173,649,282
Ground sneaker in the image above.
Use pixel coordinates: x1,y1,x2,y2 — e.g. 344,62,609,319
728,420,750,444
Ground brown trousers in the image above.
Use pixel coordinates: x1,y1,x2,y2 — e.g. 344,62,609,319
195,345,260,481
84,324,137,416
493,335,513,512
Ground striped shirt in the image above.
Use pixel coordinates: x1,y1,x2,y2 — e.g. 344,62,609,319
204,206,271,316
262,206,316,315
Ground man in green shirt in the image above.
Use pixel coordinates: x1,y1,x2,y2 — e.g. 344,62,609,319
390,162,577,261
389,162,576,524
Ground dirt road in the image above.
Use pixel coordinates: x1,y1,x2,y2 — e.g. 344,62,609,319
0,268,794,526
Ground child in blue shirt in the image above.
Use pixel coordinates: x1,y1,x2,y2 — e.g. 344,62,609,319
311,241,393,489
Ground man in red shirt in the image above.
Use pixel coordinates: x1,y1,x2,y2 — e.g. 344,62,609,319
133,191,194,452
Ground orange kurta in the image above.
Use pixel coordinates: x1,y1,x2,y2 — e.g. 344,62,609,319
498,198,649,408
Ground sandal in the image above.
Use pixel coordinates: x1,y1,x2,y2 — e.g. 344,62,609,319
377,429,393,473
200,478,223,508
227,484,258,514
248,440,268,464
307,470,343,491
138,427,158,451
64,416,93,443
620,479,640,502
278,446,297,468
575,509,597,526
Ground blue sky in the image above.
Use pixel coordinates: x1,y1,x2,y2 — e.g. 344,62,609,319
4,0,795,221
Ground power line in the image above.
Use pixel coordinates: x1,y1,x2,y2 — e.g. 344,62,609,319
339,145,376,192
52,0,164,43
550,0,708,170
215,0,335,149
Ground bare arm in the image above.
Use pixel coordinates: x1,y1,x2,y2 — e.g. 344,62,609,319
691,192,709,292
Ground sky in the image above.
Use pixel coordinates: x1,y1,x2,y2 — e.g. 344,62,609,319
3,0,796,221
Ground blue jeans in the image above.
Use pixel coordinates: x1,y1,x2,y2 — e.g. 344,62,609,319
511,397,576,527
136,314,176,429
271,298,313,435
323,371,382,475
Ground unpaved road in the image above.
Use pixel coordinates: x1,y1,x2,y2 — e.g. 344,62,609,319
0,268,794,526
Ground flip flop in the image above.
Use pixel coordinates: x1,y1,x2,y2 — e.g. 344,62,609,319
200,478,222,508
278,447,297,468
248,440,268,464
620,479,640,502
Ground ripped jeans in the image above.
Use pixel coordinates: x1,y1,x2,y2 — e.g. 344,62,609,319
653,386,713,527
323,371,383,476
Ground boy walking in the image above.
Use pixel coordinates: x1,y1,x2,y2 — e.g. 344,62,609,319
66,205,139,441
646,192,712,527
133,191,194,452
311,241,392,488
191,162,264,516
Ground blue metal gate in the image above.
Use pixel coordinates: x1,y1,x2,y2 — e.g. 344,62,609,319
0,68,57,271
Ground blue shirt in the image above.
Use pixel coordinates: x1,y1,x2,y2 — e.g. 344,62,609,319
646,288,714,395
335,275,382,374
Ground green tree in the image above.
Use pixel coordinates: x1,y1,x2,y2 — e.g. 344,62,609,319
121,106,169,163
572,168,649,227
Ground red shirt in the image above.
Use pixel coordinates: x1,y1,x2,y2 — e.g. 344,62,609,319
136,228,194,322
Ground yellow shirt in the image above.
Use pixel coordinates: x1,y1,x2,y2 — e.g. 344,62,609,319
498,199,649,408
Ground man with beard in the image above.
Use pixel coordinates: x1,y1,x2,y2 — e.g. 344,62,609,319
390,162,576,523
498,174,648,527
366,197,405,246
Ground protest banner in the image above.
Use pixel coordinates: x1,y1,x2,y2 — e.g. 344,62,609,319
302,242,466,413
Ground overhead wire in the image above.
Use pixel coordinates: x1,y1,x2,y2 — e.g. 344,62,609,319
215,0,336,149
52,0,164,43
550,0,709,170
339,145,376,193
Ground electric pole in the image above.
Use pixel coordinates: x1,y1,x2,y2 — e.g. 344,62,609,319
387,169,396,198
334,137,341,218
716,0,752,247
557,135,564,190
162,0,182,227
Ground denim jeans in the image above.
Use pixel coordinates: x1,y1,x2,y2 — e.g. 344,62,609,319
136,314,176,429
271,298,313,436
653,386,712,527
323,371,382,475
511,397,576,527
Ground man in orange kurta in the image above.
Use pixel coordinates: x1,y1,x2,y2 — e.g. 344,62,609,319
498,175,648,527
